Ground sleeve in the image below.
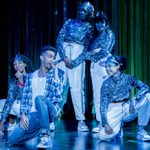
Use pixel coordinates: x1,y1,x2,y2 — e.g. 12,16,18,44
20,74,31,115
0,80,16,122
131,76,150,100
100,81,110,126
56,20,70,60
50,70,64,103
93,29,115,62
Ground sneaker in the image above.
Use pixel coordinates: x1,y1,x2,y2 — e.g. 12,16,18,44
77,121,89,132
37,136,52,148
137,130,150,141
7,122,16,132
49,122,55,131
92,122,102,133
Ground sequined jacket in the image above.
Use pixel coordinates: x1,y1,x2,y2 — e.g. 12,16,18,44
87,25,115,62
56,19,94,68
100,73,150,125
0,76,26,122
20,69,64,115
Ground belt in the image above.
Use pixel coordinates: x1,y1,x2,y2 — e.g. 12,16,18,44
111,101,124,103
111,99,128,103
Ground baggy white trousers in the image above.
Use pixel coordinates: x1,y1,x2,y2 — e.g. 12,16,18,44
97,93,150,141
56,42,86,120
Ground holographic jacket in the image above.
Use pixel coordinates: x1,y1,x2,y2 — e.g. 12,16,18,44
56,19,94,68
87,25,115,62
100,73,150,125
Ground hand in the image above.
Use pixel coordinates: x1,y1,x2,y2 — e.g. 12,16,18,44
51,61,60,81
15,71,24,79
0,122,4,131
51,61,56,69
64,57,73,69
98,50,107,56
104,124,114,135
20,113,29,130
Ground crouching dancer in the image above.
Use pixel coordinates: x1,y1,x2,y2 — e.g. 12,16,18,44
97,55,150,141
8,46,64,148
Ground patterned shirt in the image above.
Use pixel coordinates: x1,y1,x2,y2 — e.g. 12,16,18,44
56,19,94,68
20,68,64,115
100,73,150,125
86,25,115,62
0,76,26,122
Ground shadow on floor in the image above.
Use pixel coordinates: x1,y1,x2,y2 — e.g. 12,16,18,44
0,119,150,150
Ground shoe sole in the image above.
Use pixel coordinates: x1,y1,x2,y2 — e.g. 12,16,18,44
92,129,100,133
137,138,150,141
50,128,55,131
37,144,52,148
78,128,89,132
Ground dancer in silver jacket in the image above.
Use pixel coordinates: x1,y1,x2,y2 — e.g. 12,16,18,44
86,11,115,132
56,1,94,131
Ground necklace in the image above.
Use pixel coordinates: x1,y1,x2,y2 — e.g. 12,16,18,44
18,82,25,87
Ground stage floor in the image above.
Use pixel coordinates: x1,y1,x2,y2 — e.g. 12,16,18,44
0,118,150,150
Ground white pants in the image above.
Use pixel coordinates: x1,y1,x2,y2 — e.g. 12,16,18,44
90,56,109,122
98,93,150,141
56,42,85,120
0,99,20,119
10,100,20,118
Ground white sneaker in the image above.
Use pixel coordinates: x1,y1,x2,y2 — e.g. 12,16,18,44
7,122,16,132
137,130,150,141
49,122,55,131
92,123,102,133
77,121,89,132
37,136,52,148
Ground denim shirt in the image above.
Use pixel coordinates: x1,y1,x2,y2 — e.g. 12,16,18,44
56,19,94,68
100,73,150,125
20,69,64,115
0,77,26,122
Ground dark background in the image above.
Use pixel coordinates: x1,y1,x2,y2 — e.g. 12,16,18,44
0,0,150,118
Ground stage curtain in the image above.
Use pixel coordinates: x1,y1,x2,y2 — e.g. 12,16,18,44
0,0,150,118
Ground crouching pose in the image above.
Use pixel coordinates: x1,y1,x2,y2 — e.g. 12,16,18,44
97,55,150,141
8,46,64,148
0,54,34,133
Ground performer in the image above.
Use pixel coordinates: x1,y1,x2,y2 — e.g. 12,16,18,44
86,11,115,133
97,55,150,141
0,54,34,132
56,1,94,131
8,46,64,148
